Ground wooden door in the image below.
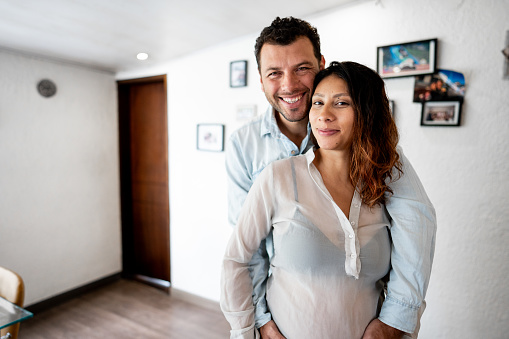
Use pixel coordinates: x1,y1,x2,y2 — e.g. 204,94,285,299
118,75,170,291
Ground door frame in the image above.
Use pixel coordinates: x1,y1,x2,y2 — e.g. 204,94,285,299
117,75,171,292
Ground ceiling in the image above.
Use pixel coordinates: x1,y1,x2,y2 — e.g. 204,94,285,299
0,0,362,73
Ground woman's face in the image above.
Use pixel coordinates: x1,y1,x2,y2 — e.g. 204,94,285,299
309,75,355,152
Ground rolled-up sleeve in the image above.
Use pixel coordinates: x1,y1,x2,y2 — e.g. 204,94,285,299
380,149,437,334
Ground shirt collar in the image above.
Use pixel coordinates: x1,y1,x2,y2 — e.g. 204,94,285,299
305,147,316,166
260,106,314,147
260,106,281,137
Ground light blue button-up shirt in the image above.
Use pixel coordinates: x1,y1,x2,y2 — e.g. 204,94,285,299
225,106,436,336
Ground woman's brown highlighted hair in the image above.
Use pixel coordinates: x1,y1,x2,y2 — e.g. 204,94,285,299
312,61,403,207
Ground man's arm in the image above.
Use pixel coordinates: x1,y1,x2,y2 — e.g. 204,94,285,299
225,134,272,329
362,319,404,339
259,320,286,339
380,149,437,335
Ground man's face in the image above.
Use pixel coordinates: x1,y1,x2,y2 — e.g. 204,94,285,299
259,37,324,123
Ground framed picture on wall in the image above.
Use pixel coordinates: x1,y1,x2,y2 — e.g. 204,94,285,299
503,30,509,79
421,100,462,127
230,60,248,87
377,38,437,79
413,69,466,102
197,124,225,151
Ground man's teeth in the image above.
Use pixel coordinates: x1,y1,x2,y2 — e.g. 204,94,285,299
282,95,302,104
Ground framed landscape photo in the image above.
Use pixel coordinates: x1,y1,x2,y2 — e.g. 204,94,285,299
197,124,225,151
421,100,462,127
230,60,247,87
377,38,437,79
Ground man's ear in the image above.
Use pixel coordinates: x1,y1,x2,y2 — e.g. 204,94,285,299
260,74,264,92
320,55,326,70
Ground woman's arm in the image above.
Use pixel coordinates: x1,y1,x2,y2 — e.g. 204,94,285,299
380,149,436,336
221,164,276,339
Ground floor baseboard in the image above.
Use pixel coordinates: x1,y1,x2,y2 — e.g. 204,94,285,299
170,288,221,312
24,273,221,316
25,272,121,314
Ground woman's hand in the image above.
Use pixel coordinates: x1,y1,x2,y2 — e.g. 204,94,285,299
259,320,286,339
362,319,405,339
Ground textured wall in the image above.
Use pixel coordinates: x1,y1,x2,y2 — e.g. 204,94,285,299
316,1,509,337
0,50,122,305
117,1,509,337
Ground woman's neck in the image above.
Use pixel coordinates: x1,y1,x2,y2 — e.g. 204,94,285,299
313,148,351,183
312,148,355,218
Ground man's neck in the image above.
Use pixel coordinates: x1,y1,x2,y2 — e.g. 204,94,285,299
275,111,309,148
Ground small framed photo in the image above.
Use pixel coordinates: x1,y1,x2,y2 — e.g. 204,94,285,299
377,38,437,79
230,60,248,87
413,69,465,102
503,30,509,79
236,105,257,121
421,101,462,127
389,100,395,116
197,124,225,151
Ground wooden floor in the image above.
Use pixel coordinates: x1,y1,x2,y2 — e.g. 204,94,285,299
19,279,230,338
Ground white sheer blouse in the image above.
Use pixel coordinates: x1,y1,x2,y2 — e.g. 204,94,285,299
221,149,392,339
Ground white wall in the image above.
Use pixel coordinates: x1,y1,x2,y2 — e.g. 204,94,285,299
0,50,122,305
118,0,509,337
0,0,506,336
117,36,269,301
316,2,509,338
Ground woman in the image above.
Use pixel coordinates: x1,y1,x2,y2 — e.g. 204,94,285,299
221,61,402,339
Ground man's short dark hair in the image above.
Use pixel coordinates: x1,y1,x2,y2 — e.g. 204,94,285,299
254,17,321,70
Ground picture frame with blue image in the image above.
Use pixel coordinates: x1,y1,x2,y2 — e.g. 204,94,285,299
377,38,437,79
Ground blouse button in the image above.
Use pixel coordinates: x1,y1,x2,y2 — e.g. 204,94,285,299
349,234,354,239
350,221,356,226
350,254,356,259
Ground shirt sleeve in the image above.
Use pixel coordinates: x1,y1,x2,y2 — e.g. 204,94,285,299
221,164,275,338
379,148,437,334
224,134,272,329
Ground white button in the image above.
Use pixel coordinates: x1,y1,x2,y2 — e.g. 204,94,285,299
354,203,360,208
349,234,354,239
350,254,356,259
350,221,355,226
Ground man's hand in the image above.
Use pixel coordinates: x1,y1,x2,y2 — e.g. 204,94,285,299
362,319,405,339
259,320,286,339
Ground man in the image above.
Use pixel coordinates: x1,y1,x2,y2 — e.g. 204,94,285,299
225,17,436,339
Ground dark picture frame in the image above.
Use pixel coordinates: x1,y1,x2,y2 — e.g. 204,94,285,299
503,30,509,79
377,38,437,79
413,69,466,102
230,60,248,87
421,100,462,127
196,124,225,152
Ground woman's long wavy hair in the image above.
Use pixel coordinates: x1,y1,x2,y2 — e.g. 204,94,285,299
311,61,403,207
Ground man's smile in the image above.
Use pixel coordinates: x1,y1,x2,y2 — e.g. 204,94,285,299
281,94,303,104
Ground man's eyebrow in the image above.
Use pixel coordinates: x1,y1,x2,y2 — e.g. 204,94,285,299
264,66,281,72
263,61,315,72
295,61,315,67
